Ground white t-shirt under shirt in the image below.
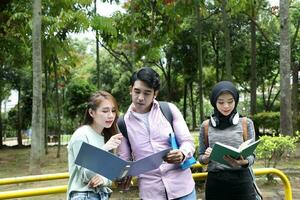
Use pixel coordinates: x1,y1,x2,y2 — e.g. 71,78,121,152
132,111,150,132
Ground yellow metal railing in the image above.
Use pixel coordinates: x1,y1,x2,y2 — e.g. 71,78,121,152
0,172,69,185
254,168,293,200
0,167,293,200
0,185,67,199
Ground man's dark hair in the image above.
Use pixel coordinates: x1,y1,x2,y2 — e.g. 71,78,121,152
130,67,160,91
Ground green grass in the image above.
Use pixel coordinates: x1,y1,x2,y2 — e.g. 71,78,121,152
0,146,69,178
0,146,68,200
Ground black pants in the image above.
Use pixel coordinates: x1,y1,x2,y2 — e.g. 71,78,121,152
205,170,256,200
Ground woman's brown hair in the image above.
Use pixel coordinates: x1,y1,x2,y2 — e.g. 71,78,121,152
83,90,119,142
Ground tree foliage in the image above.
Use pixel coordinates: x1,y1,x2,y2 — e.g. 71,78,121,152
1,0,300,152
64,78,96,124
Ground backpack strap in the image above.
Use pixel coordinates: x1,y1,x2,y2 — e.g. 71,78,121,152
118,115,127,139
242,117,248,141
117,116,132,152
158,101,174,131
203,117,248,148
204,119,210,148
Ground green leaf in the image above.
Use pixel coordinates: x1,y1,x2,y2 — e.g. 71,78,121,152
91,15,117,37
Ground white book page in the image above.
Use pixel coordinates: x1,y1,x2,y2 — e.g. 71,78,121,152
238,139,253,151
215,142,239,152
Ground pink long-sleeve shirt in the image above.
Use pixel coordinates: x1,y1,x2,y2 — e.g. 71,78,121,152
117,100,195,200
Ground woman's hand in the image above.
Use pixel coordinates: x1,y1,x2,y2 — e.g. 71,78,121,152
202,147,212,164
223,155,249,167
88,175,104,188
102,133,123,151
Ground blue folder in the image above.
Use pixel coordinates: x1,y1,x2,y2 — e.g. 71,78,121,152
169,133,197,169
75,142,171,180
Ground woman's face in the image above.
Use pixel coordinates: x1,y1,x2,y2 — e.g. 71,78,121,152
90,99,116,129
216,92,235,116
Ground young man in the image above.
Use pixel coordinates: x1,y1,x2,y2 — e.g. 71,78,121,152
117,67,196,200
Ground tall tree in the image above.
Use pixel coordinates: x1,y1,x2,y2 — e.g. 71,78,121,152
94,0,101,89
30,0,44,174
196,1,204,122
52,55,62,158
220,0,232,80
279,0,292,135
249,0,258,116
290,4,300,132
44,57,49,153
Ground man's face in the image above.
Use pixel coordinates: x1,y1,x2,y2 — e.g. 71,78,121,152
130,80,158,113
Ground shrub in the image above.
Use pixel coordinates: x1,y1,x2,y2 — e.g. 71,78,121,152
252,112,280,135
256,134,298,168
256,134,299,181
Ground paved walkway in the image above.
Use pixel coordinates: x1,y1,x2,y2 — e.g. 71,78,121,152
258,176,300,200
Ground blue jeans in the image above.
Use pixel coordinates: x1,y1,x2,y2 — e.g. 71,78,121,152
69,191,109,200
176,188,197,200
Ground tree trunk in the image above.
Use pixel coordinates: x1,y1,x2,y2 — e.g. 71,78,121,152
183,83,188,121
221,0,232,81
211,32,221,82
291,61,299,133
167,56,172,101
196,2,204,123
17,86,22,146
96,34,100,89
279,0,293,135
291,19,300,134
53,56,62,158
189,82,196,131
94,0,101,89
0,100,2,147
30,0,44,174
44,60,49,154
250,19,257,116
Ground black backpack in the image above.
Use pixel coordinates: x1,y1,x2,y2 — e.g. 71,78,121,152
117,101,173,151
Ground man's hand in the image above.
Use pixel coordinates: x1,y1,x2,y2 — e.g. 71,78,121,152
116,176,132,191
88,175,104,188
164,149,185,164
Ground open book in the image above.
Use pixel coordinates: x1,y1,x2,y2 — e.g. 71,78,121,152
75,142,171,180
210,139,260,166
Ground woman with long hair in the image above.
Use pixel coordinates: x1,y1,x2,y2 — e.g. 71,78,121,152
67,90,123,200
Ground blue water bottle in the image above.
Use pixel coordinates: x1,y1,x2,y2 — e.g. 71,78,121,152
169,133,196,170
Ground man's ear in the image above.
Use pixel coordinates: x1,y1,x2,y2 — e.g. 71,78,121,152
129,86,132,95
154,91,159,98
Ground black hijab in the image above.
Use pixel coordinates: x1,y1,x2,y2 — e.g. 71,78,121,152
210,81,239,130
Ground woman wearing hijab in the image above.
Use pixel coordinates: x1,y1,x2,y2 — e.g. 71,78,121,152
198,81,257,200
